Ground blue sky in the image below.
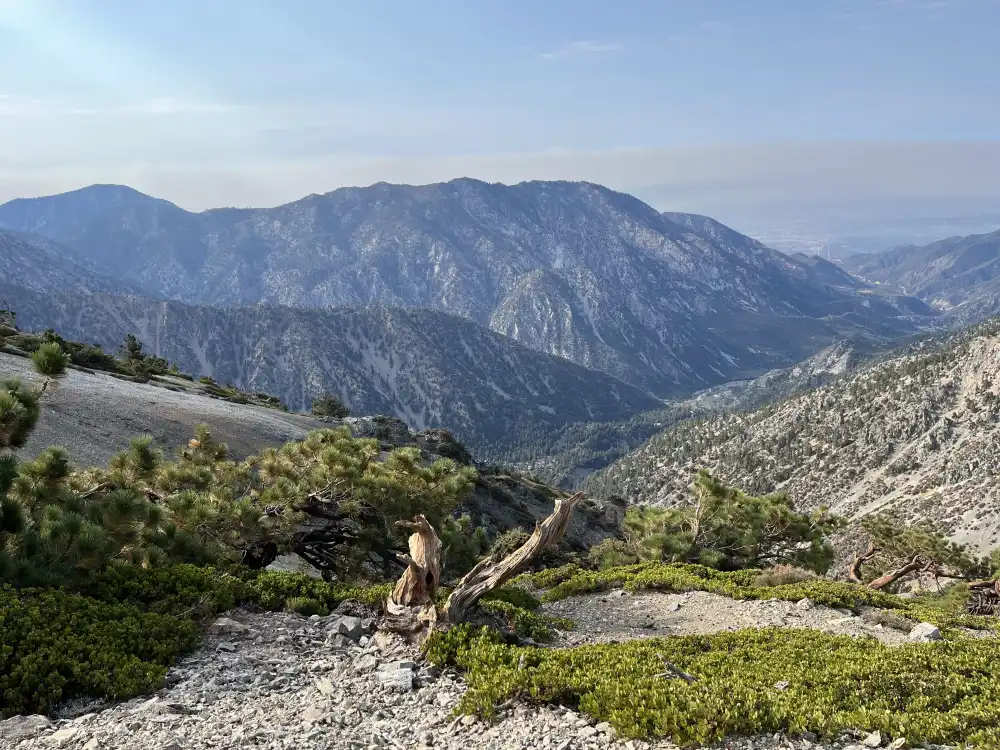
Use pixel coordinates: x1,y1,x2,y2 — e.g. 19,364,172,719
1,0,999,214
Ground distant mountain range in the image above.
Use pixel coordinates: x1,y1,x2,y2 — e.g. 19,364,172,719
0,180,937,399
840,229,1000,324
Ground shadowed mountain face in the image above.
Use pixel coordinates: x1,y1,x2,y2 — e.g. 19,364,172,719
0,180,935,398
840,229,1000,324
0,282,662,454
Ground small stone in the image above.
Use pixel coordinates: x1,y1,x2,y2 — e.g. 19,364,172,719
578,725,599,739
774,680,790,690
460,715,476,727
353,654,379,673
208,617,250,636
862,730,883,747
326,633,357,650
375,668,414,692
83,739,101,750
315,677,335,696
216,641,237,652
796,598,815,610
595,721,615,735
379,659,417,671
420,730,435,745
800,730,819,743
909,622,942,642
49,727,80,746
666,600,681,612
332,615,365,641
887,738,907,750
301,705,326,726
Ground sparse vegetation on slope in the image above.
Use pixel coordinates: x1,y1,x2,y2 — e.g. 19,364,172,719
585,316,1000,552
0,326,288,410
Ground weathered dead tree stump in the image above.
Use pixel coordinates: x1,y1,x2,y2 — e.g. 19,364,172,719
380,492,585,639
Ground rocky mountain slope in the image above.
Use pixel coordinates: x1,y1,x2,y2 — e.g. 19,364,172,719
841,229,1000,324
0,230,140,298
499,339,881,489
0,283,660,454
584,317,1000,553
0,181,935,398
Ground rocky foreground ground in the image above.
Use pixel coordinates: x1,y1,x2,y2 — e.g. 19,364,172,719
1,590,964,750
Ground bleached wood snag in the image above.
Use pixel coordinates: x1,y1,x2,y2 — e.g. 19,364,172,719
382,492,585,638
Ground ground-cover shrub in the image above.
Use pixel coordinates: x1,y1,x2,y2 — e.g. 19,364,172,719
426,625,1000,748
518,562,993,631
0,565,400,717
0,585,200,717
478,594,574,642
752,564,817,587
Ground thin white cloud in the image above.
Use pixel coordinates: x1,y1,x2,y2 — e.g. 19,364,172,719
113,98,246,116
541,40,622,59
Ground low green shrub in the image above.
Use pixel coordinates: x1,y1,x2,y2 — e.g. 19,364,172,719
244,570,392,611
0,565,399,715
285,596,328,616
0,585,200,717
73,563,242,616
425,625,1000,749
481,586,542,612
752,564,817,587
477,599,573,642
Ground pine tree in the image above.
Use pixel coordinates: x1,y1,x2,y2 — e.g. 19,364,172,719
311,393,350,419
595,470,839,573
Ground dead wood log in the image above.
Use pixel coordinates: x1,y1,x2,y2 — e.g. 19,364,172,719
865,554,931,591
847,542,879,584
381,515,442,634
848,542,939,591
442,492,584,624
388,515,442,611
381,492,584,637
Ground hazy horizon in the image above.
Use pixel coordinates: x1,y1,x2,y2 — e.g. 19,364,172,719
3,0,999,227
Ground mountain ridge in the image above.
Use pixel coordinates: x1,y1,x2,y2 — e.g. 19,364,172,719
840,228,1000,324
0,179,937,399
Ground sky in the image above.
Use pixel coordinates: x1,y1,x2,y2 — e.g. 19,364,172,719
1,0,999,219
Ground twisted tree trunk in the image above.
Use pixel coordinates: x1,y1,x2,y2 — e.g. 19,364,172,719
382,492,585,638
864,554,931,590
